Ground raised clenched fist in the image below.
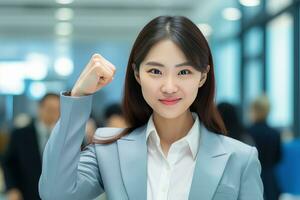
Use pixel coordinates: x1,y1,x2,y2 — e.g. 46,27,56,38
71,54,116,97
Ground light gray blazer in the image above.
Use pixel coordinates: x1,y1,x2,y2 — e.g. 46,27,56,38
39,94,264,200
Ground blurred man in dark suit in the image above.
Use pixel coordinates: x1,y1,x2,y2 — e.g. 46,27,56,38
103,103,127,128
217,102,255,146
2,93,60,200
247,95,282,200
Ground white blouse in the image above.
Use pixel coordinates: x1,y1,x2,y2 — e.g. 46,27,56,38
146,113,200,200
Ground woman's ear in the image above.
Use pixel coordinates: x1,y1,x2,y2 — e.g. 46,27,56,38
132,63,141,85
199,65,210,88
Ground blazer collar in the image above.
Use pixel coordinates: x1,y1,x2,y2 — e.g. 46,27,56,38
117,123,231,200
188,124,231,200
117,125,148,199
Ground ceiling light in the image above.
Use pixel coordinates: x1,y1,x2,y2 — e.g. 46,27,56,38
197,24,213,37
222,8,242,21
0,62,25,94
55,8,74,21
55,22,73,36
239,0,261,7
56,0,74,5
25,53,49,80
54,57,74,76
29,82,46,99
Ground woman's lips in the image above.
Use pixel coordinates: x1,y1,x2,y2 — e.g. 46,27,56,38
159,98,182,105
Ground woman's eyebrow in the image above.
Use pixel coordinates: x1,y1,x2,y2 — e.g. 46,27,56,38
145,61,193,67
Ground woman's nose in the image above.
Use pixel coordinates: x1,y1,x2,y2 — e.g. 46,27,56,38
160,76,178,94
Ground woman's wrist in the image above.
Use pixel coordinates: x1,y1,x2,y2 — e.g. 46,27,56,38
62,90,83,97
71,88,84,97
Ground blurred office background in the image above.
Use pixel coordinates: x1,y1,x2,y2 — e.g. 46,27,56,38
0,0,299,199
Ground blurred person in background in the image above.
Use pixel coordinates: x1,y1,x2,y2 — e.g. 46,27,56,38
81,104,127,149
247,95,282,200
13,113,31,129
82,104,127,147
2,93,59,200
217,102,254,146
0,123,9,200
104,103,128,128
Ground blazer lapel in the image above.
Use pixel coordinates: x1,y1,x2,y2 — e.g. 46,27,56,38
189,125,231,200
117,125,148,200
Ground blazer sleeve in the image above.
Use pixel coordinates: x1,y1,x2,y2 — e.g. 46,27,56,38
238,147,264,200
39,93,104,200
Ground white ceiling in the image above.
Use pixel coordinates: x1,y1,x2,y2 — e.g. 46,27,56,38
0,0,239,41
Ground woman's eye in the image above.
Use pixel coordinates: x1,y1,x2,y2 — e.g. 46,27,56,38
178,70,191,75
148,69,161,75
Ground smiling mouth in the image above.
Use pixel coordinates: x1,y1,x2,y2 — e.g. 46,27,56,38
159,98,182,105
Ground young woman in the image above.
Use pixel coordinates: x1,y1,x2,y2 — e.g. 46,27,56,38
39,16,263,200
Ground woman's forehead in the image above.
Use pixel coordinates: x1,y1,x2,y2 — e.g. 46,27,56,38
141,40,188,66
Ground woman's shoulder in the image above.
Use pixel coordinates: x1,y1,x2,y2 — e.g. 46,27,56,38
214,134,259,172
93,125,147,142
216,133,256,157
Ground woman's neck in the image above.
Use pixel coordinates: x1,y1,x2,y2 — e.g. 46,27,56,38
152,111,195,146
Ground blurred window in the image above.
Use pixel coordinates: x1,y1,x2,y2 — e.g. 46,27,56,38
214,39,241,104
244,59,263,122
244,27,263,58
267,0,292,14
266,13,293,127
244,59,263,103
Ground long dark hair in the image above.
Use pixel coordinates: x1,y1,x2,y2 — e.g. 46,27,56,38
93,16,226,144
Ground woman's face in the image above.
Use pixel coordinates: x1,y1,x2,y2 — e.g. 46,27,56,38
136,39,207,119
